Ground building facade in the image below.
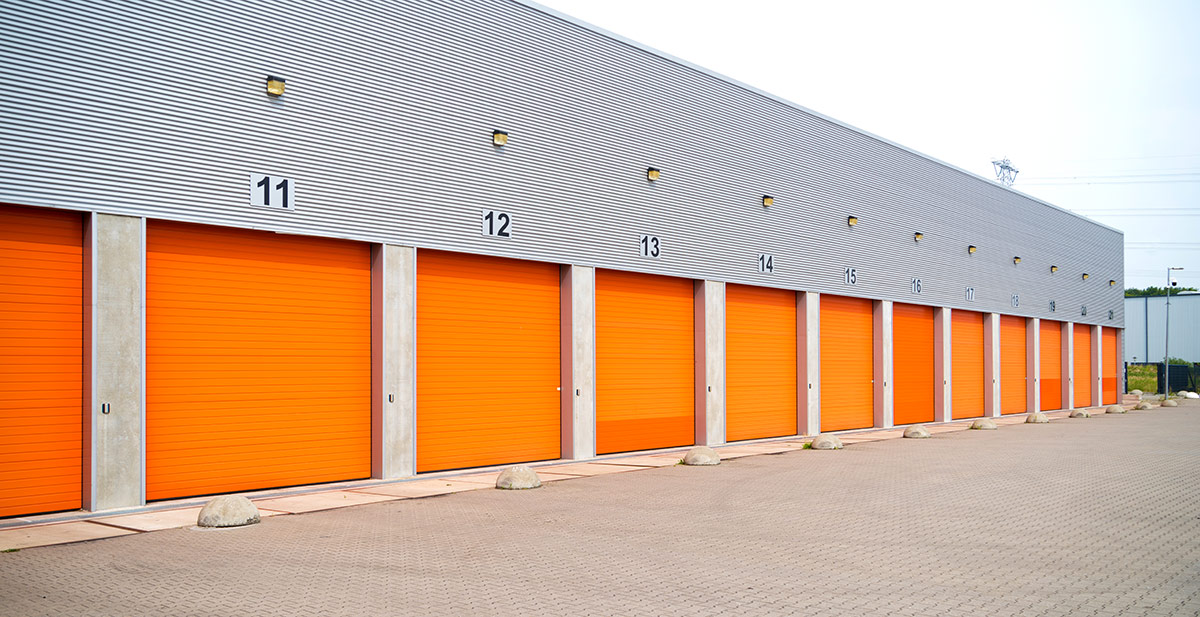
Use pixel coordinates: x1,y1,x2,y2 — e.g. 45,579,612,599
1124,294,1200,363
0,0,1125,518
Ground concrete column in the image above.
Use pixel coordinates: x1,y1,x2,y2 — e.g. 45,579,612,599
934,307,952,423
798,291,820,436
1027,318,1040,412
694,281,725,446
1062,322,1074,409
983,313,1001,418
83,213,144,512
371,244,415,479
873,301,893,428
561,265,596,460
1095,325,1103,401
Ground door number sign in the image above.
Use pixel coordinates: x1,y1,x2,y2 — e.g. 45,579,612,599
639,235,661,258
481,210,512,238
757,254,774,273
249,173,295,211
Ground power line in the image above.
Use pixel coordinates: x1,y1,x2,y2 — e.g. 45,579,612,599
1022,178,1200,186
1023,171,1200,181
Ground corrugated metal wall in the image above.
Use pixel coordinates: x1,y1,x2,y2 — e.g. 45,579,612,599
1124,295,1200,362
0,0,1123,323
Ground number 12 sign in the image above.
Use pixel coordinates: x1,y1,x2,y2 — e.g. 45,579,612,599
249,173,295,211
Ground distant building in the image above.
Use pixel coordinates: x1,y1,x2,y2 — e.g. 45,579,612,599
1125,294,1200,363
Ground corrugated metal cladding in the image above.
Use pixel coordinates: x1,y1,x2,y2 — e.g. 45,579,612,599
0,0,1122,323
1123,295,1199,363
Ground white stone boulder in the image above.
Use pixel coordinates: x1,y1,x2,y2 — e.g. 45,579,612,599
1187,392,1199,399
809,435,844,450
1129,389,1143,396
197,495,260,528
970,418,997,430
1070,409,1091,418
1105,405,1124,414
496,465,542,489
682,446,721,466
902,425,931,439
1134,402,1154,410
1025,412,1050,424
1162,400,1179,407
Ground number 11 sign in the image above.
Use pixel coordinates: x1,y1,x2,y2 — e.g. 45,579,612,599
249,173,295,211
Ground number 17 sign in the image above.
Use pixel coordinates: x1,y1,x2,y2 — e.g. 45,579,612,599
249,173,295,211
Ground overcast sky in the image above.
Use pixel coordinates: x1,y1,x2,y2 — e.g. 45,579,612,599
535,0,1200,290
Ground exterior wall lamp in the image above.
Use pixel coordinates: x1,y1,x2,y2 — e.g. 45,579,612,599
913,232,923,242
1013,256,1021,264
266,76,286,97
491,130,509,146
1051,265,1058,273
646,167,660,181
847,215,858,227
968,245,977,254
762,195,773,207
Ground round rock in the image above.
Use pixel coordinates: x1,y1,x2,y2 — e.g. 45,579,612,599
809,435,844,450
1129,389,1143,396
1070,409,1091,418
1105,405,1124,414
197,495,260,528
1134,402,1154,410
902,425,931,439
1025,412,1050,424
1187,392,1199,399
1162,399,1179,407
496,465,542,489
682,446,721,466
970,418,997,430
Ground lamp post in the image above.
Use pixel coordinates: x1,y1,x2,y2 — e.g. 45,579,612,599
1165,267,1184,395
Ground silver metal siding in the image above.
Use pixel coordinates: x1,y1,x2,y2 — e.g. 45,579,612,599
1126,295,1200,363
0,0,1123,325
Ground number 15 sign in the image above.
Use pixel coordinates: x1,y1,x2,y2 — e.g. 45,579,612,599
249,173,295,211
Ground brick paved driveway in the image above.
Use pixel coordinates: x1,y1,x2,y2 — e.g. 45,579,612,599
3,404,1199,616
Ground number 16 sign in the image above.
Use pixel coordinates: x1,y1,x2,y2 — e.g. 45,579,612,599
249,173,295,211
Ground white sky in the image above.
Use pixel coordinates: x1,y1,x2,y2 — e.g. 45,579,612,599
535,0,1200,290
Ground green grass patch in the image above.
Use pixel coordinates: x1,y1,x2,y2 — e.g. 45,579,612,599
2,548,19,553
1127,365,1157,393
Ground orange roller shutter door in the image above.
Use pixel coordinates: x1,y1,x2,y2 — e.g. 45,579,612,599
1000,315,1027,415
1102,328,1118,405
596,269,694,454
820,295,873,432
1074,324,1092,407
0,205,83,517
892,303,934,425
416,250,560,473
951,310,985,419
1039,320,1063,410
726,284,796,441
146,221,371,500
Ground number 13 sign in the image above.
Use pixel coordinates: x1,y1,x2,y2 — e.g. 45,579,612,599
249,173,295,211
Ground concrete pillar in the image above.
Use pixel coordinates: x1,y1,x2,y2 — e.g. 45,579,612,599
1091,325,1103,405
934,307,952,422
1116,330,1124,395
873,300,893,428
1062,322,1074,409
1027,318,1040,412
983,313,1001,418
798,291,820,436
371,244,415,479
83,213,144,512
694,281,725,446
561,265,596,460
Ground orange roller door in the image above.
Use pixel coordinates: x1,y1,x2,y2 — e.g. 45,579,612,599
1074,324,1092,407
1102,328,1118,405
1039,320,1063,410
146,221,371,500
1000,315,1027,415
892,303,934,425
951,310,985,419
820,295,873,432
596,269,694,454
0,205,83,517
416,250,560,473
726,284,796,441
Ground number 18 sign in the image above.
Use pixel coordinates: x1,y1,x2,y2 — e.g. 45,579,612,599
249,173,295,211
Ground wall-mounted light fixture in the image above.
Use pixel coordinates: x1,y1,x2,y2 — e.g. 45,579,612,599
1051,265,1058,273
762,195,773,207
968,245,977,254
1109,279,1116,286
847,215,859,227
266,76,286,97
1013,256,1022,264
491,130,509,147
646,167,660,181
1082,273,1089,280
913,232,924,242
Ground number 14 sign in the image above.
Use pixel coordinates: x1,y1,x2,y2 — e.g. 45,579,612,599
249,173,295,211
